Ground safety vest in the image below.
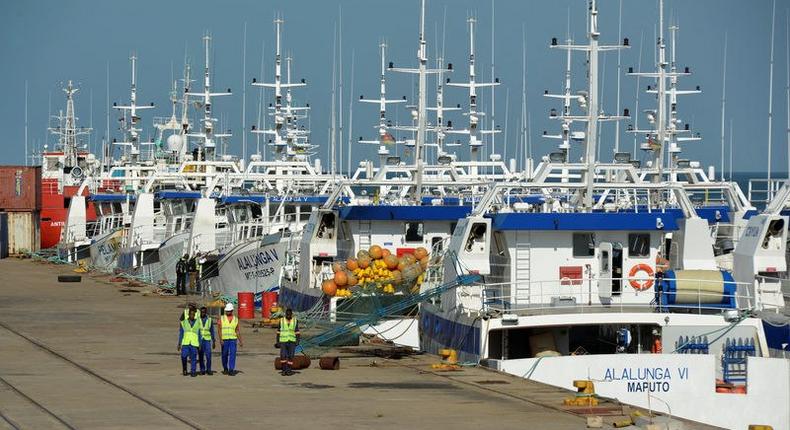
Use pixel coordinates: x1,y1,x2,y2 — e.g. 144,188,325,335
200,317,212,341
182,308,201,320
279,318,297,343
221,315,238,340
181,318,201,347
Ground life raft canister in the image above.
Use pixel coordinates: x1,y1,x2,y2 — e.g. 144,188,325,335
628,264,655,291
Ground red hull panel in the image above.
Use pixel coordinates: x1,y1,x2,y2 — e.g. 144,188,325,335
39,180,96,249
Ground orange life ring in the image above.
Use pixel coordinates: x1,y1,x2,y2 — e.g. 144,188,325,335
628,264,655,291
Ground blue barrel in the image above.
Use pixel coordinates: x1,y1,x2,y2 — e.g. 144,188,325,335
660,270,736,308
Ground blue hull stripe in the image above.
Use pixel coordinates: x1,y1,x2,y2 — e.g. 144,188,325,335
279,287,322,312
489,212,680,231
419,312,479,356
763,319,790,351
339,205,471,221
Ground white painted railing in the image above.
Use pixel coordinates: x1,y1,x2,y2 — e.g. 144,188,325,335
469,276,754,315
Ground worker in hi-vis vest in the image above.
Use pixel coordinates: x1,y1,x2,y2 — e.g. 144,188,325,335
178,306,201,377
277,308,300,376
217,303,243,376
197,306,216,375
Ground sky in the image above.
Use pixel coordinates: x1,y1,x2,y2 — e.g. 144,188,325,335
0,0,787,174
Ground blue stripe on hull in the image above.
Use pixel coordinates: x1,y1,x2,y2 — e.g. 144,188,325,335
763,319,790,352
419,311,480,357
279,286,323,312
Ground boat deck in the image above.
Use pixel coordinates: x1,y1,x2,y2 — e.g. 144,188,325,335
0,258,716,429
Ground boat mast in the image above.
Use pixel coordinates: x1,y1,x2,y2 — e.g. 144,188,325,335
359,42,406,169
720,33,728,181
550,0,628,208
389,0,450,199
543,33,575,163
50,81,92,169
187,34,232,163
628,5,700,182
415,0,427,169
113,55,155,164
767,0,776,188
446,15,500,177
251,16,309,163
647,0,668,182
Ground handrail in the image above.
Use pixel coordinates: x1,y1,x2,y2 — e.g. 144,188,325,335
459,275,754,316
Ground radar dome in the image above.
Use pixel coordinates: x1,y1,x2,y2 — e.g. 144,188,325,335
166,134,184,152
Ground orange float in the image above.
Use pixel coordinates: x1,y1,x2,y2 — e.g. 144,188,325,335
358,257,371,269
322,279,338,296
384,255,399,270
334,271,348,287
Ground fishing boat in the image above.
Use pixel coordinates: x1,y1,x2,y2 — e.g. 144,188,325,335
206,16,338,299
418,2,789,428
41,81,100,249
277,0,522,348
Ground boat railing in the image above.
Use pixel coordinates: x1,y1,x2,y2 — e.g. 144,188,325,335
60,221,96,245
709,222,744,249
126,224,167,247
228,211,312,246
214,229,234,252
748,178,788,207
471,276,754,316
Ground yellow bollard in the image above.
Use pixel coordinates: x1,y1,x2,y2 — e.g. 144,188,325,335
564,380,599,407
431,349,461,370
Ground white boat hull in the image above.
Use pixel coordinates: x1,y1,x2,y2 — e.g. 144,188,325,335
495,354,789,430
212,234,286,297
89,229,123,271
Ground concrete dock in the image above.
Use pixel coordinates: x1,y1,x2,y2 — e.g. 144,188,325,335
0,258,714,429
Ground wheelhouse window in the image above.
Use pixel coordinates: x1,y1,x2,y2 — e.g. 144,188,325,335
572,233,595,257
405,222,424,242
465,222,487,252
628,233,651,257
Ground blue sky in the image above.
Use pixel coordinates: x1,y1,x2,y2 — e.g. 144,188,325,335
0,0,786,174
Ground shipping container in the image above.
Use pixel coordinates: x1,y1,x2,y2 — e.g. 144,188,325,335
0,166,41,212
6,211,39,255
0,212,8,259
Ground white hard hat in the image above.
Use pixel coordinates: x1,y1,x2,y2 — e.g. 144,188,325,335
225,303,234,312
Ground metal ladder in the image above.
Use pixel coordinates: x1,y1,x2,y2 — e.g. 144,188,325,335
358,220,372,251
513,232,531,306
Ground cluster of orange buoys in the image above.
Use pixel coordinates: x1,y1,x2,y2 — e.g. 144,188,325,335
321,245,430,298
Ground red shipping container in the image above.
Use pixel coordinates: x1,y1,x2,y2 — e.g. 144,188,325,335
0,166,41,212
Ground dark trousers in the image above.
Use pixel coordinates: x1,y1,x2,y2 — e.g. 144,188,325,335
280,341,296,371
176,272,187,295
198,339,212,372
